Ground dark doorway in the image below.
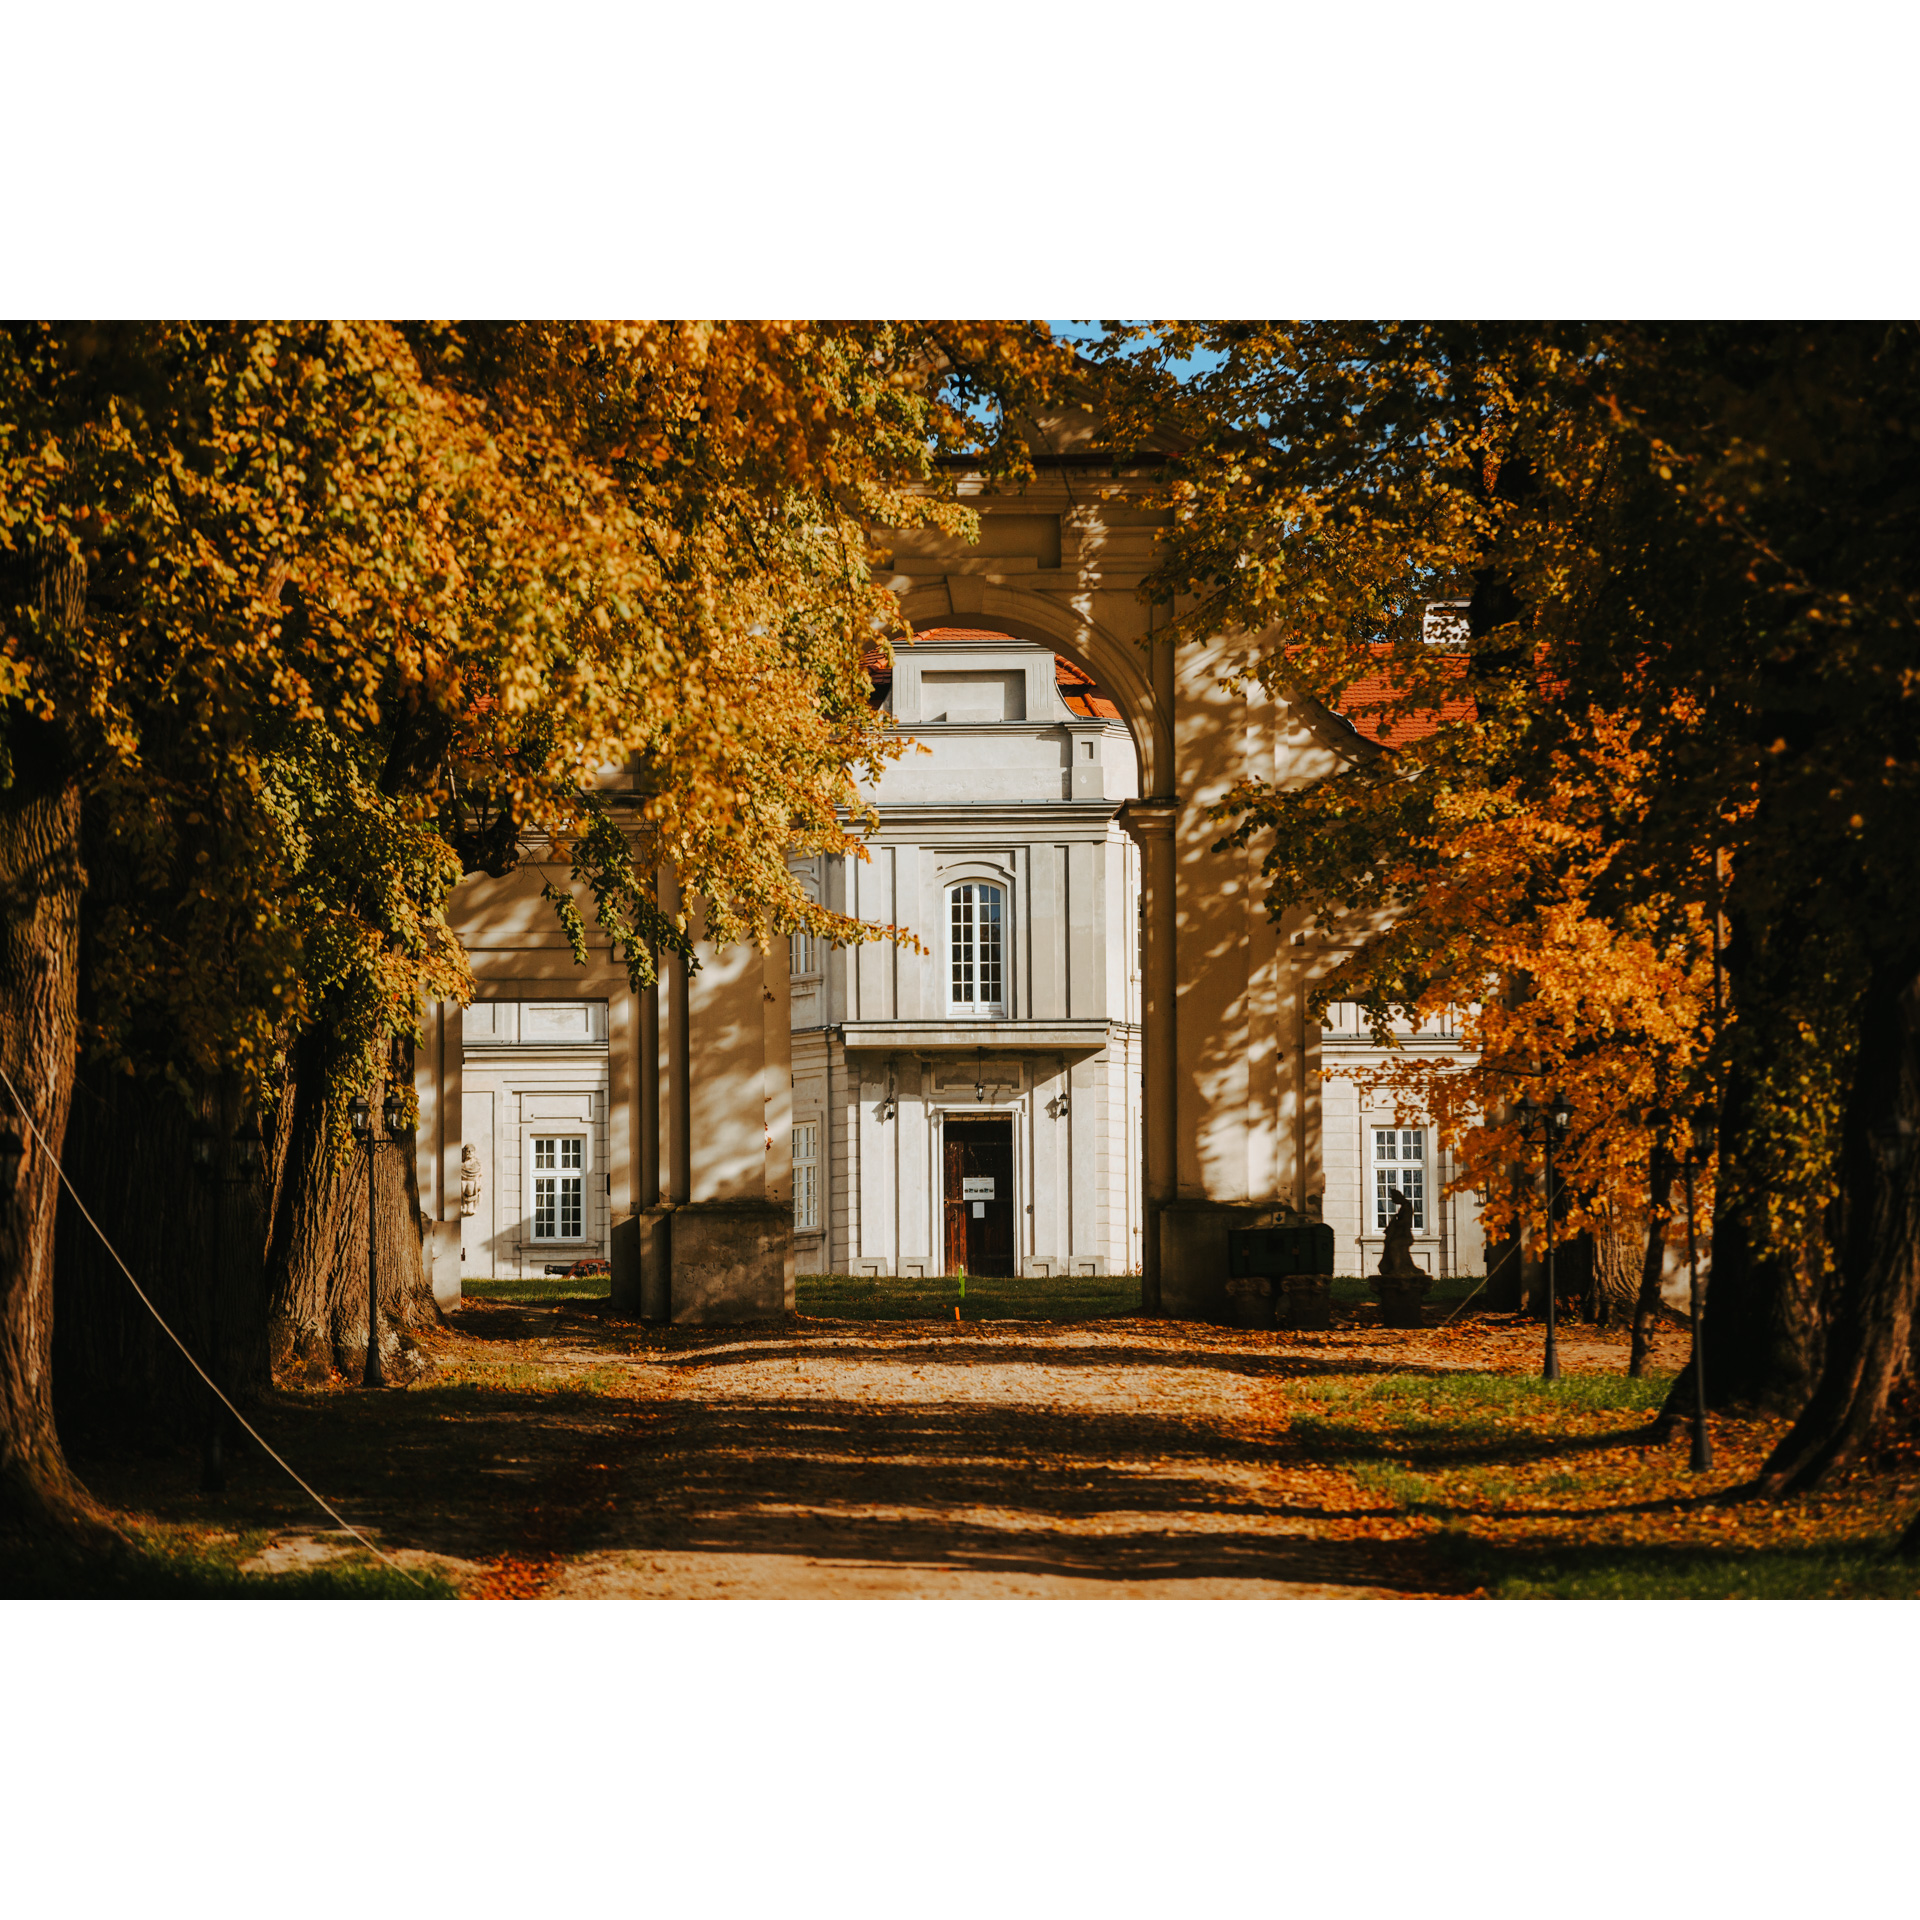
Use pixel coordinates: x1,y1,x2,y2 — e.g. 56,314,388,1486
943,1118,1015,1277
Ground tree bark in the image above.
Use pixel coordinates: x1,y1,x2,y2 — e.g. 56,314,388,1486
1760,966,1920,1493
1576,1207,1642,1327
0,773,93,1540
1629,1140,1675,1378
266,1038,434,1380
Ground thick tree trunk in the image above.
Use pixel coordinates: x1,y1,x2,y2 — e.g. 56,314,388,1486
266,1038,433,1381
1629,1141,1675,1378
0,776,93,1540
53,1064,271,1443
1657,1060,1825,1420
1577,1206,1642,1327
1760,967,1920,1493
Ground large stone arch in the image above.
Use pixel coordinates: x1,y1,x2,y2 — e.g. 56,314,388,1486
881,480,1358,1319
895,581,1171,803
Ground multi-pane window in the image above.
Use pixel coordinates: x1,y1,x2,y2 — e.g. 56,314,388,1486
792,1122,819,1231
948,883,1005,1015
789,930,816,976
1373,1128,1426,1231
531,1135,585,1240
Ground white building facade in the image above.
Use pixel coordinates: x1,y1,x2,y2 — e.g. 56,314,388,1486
414,449,1496,1315
1317,1003,1487,1281
790,629,1145,1279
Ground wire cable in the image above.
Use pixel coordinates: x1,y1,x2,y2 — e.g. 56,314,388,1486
0,1062,431,1591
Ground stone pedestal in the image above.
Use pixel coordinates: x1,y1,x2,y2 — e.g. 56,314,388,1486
424,1219,461,1309
667,1200,792,1324
1377,1279,1431,1329
1159,1201,1282,1321
609,1211,641,1313
1283,1274,1333,1331
1224,1274,1277,1331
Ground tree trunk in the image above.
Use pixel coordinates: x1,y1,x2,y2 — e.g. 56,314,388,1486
1657,1059,1825,1420
1584,1205,1642,1327
1629,1140,1674,1378
0,775,93,1540
1760,967,1920,1493
266,1038,434,1381
53,1063,271,1444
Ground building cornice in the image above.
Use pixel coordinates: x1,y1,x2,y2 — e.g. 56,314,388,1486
835,1019,1132,1052
838,802,1127,835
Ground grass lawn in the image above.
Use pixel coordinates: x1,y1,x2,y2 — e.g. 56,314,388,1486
462,1275,613,1306
797,1270,1486,1323
0,1523,454,1599
1330,1272,1485,1313
1273,1367,1920,1599
461,1269,1487,1322
797,1268,1141,1322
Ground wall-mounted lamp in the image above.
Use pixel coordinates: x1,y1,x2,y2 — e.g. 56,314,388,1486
880,1087,897,1122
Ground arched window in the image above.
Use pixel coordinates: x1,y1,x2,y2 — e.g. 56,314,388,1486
947,882,1006,1017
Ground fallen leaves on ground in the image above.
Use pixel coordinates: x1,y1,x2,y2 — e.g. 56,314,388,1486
46,1297,1920,1600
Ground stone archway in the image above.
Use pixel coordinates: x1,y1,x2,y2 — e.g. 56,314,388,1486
879,472,1361,1318
428,448,1367,1325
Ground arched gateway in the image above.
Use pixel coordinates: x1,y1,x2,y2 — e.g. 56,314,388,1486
416,427,1367,1323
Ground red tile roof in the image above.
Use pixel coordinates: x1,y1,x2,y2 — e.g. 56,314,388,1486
1332,648,1475,748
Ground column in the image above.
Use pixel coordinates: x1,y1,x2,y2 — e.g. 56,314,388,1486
1122,800,1177,1312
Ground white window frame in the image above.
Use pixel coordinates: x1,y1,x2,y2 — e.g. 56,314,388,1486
528,1131,591,1242
946,881,1009,1019
789,929,820,978
792,1121,819,1231
1372,1126,1428,1232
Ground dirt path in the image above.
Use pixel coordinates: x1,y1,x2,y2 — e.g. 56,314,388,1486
549,1317,1416,1599
544,1312,1694,1599
71,1300,1699,1598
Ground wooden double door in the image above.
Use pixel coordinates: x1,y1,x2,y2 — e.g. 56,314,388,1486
943,1118,1015,1278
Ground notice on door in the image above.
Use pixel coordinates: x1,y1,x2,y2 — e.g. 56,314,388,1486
962,1178,995,1199
972,1201,985,1217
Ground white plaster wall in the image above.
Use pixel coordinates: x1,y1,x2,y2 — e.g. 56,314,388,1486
460,1000,611,1278
1319,1003,1488,1280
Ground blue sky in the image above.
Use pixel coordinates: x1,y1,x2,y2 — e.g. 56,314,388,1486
1047,321,1227,385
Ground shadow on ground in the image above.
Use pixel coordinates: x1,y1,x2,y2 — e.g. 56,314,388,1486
62,1302,1462,1593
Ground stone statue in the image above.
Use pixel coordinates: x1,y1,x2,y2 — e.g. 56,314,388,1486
1374,1187,1431,1328
460,1142,484,1218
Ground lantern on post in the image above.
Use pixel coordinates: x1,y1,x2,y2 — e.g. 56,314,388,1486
1513,1091,1574,1382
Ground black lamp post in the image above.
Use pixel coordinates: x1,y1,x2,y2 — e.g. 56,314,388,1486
1514,1091,1574,1382
348,1094,380,1388
1682,1151,1712,1473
